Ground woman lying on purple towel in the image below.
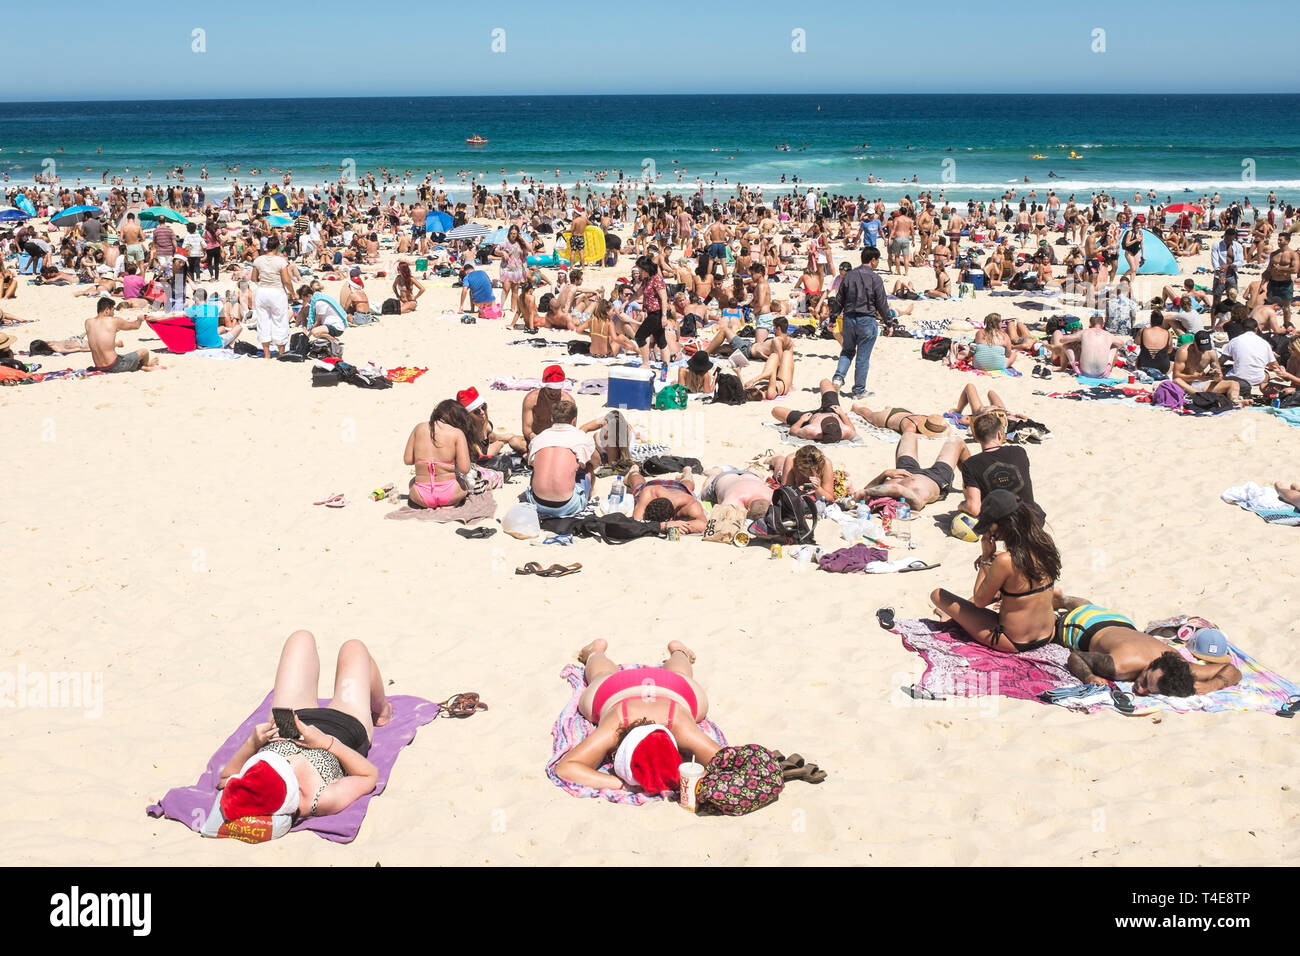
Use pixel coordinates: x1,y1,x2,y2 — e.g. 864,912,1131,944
216,630,392,823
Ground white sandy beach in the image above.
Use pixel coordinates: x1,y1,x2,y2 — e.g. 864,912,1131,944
3,226,1299,867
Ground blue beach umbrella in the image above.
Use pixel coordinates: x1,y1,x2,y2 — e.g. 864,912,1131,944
484,226,531,245
0,206,32,222
14,195,36,216
266,214,293,228
139,205,189,224
50,204,103,227
425,210,453,233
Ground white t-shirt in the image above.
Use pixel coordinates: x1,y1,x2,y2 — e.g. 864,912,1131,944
253,254,287,289
182,233,204,256
1220,331,1273,386
527,422,594,466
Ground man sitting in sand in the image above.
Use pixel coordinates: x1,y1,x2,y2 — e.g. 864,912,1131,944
771,378,857,442
958,405,1041,520
1047,315,1126,378
86,297,159,373
626,467,708,535
854,431,968,512
1172,330,1243,404
522,364,575,444
1054,595,1242,697
525,397,601,518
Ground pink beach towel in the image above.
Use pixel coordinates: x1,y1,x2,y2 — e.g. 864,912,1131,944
894,617,1076,701
546,664,726,805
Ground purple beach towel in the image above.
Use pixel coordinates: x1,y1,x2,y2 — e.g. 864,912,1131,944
547,664,726,805
146,692,440,843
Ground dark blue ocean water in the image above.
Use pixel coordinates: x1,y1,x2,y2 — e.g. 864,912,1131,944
2,94,1297,203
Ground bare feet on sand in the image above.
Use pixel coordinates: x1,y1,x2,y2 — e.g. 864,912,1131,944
577,638,608,664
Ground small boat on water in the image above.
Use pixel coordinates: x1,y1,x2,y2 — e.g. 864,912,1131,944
466,135,488,146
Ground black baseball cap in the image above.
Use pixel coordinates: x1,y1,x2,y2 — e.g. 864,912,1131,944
972,489,1021,535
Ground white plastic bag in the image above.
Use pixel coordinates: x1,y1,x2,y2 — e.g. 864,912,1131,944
502,502,541,539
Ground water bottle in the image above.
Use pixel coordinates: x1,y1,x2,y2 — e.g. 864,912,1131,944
609,476,625,505
896,498,911,521
855,502,871,520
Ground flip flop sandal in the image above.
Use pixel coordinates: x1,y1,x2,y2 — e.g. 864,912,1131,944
325,497,350,508
1276,697,1300,719
314,492,345,506
898,560,941,573
1109,686,1138,715
876,606,896,629
779,753,805,772
456,527,497,539
543,534,575,546
537,563,582,577
436,692,488,718
784,763,827,784
515,562,545,576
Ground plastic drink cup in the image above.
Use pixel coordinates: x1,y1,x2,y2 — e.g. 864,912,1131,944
679,761,705,811
666,527,680,542
1128,375,1136,384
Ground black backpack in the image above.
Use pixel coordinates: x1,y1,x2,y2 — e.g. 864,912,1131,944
756,485,817,545
679,313,699,339
921,336,952,361
381,298,401,315
541,513,661,545
712,372,746,405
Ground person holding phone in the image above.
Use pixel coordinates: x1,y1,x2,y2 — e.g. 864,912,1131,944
217,631,392,820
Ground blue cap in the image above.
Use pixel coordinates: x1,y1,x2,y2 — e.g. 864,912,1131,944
1188,628,1230,663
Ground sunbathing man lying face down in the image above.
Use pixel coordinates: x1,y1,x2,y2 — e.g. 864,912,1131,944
627,466,708,535
771,378,857,442
555,640,720,794
1054,596,1242,696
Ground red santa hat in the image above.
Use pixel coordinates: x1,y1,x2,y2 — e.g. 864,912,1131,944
219,753,298,822
542,365,566,389
457,386,485,412
613,724,681,795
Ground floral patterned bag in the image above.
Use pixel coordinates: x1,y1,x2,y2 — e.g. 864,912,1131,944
696,744,784,816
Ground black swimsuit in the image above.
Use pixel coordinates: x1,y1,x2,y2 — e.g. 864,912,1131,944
993,580,1055,651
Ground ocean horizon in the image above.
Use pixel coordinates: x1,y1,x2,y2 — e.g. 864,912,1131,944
3,93,1297,205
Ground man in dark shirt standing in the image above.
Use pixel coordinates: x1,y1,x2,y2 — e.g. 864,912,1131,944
958,408,1042,521
832,246,889,398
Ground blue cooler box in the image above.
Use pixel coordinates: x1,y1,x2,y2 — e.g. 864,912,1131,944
969,270,985,290
607,367,655,410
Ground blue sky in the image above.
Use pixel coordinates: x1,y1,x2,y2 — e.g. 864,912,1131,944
5,0,1297,100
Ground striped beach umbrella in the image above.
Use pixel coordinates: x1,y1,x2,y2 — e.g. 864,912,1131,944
0,206,33,222
444,222,490,242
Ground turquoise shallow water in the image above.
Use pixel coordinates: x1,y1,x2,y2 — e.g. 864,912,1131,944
2,94,1298,204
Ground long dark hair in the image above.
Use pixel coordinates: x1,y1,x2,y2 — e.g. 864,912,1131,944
994,505,1061,586
430,399,482,458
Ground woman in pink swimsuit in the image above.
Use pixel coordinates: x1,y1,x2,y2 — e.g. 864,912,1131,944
403,399,472,508
554,639,720,793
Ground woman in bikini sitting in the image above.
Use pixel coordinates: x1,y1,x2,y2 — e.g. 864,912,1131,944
929,490,1061,654
216,629,391,822
763,446,839,501
555,639,719,793
577,297,636,357
403,399,472,509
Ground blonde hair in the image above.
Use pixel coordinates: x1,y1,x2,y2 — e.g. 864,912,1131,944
983,312,1003,335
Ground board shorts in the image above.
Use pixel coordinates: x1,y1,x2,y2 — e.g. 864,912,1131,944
411,225,426,238
125,243,145,262
525,474,592,518
1053,604,1136,652
896,455,953,495
755,312,775,331
889,237,911,256
98,352,143,374
570,235,585,251
1266,279,1294,305
1224,375,1256,397
728,335,755,360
